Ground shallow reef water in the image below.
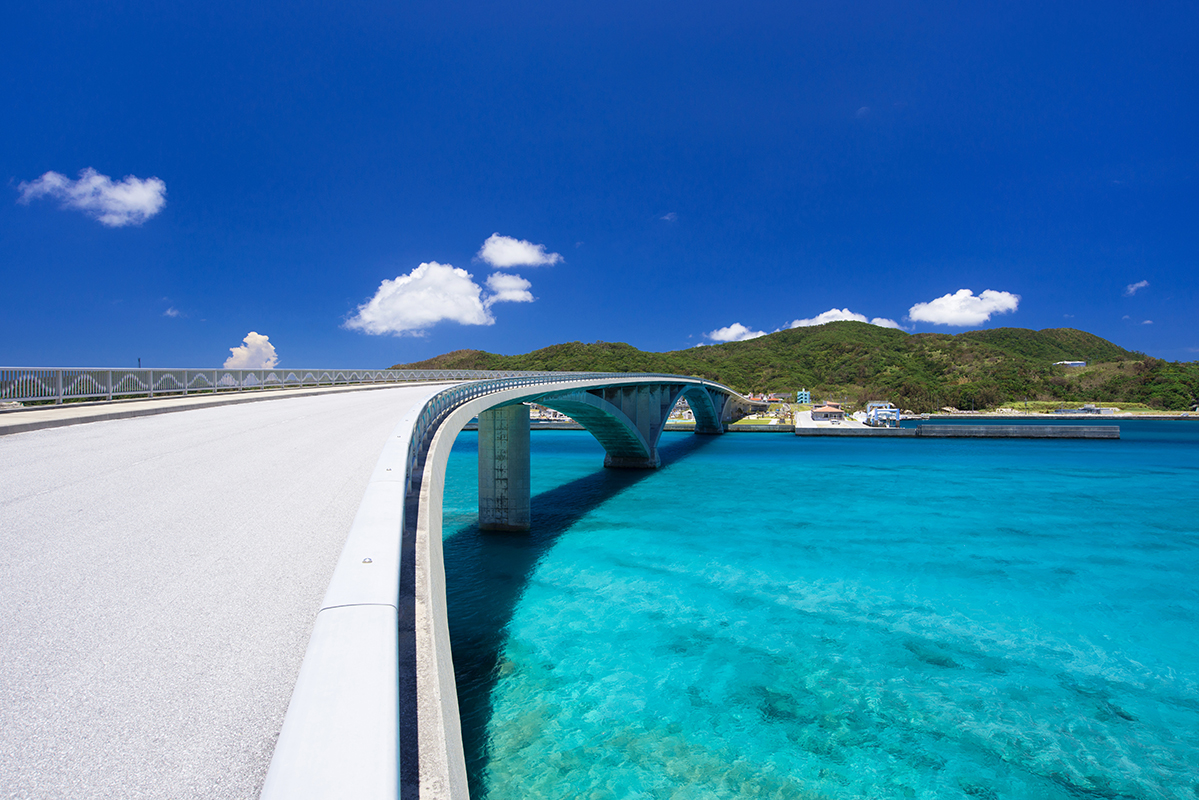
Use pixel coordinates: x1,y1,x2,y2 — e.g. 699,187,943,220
442,421,1198,799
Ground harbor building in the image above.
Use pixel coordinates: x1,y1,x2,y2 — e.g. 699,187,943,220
811,403,845,422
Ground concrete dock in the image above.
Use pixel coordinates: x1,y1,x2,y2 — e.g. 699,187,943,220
795,426,915,437
788,408,1120,438
916,424,1119,438
794,424,1120,439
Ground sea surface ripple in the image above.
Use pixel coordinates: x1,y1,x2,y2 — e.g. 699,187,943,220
442,420,1198,799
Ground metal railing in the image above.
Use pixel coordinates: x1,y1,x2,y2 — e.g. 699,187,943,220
400,372,736,494
0,367,596,406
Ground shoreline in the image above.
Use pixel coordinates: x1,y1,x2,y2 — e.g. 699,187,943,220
919,412,1195,421
461,412,1197,435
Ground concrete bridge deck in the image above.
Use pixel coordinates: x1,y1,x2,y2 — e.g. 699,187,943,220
0,385,457,798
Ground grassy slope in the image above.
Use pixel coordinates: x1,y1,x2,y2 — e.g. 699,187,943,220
393,323,1197,411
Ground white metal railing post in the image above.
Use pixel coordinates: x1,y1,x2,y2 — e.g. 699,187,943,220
55,370,63,404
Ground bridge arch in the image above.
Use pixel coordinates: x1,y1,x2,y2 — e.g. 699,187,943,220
678,384,730,434
525,381,742,467
532,383,683,468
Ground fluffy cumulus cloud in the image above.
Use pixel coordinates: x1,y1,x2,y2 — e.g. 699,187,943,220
706,322,768,343
17,168,166,227
345,262,491,335
484,272,534,308
907,289,1019,326
224,332,278,369
345,261,537,336
788,308,901,330
477,233,562,268
1124,280,1149,297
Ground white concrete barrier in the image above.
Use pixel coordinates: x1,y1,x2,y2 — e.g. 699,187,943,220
261,383,450,800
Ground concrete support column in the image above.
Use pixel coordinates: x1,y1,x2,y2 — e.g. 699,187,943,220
478,404,531,531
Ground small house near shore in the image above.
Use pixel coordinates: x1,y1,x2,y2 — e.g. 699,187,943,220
811,404,845,422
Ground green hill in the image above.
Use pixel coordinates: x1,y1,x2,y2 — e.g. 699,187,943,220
393,323,1197,411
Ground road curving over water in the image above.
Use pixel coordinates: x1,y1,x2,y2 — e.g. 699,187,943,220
0,373,753,800
262,374,752,800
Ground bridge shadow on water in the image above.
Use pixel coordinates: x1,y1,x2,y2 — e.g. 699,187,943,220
442,432,719,798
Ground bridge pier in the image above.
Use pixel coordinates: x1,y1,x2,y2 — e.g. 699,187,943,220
603,452,660,469
477,404,531,531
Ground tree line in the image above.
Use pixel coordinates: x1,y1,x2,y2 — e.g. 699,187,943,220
393,322,1198,412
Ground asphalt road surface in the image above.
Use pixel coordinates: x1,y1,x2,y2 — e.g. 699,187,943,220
0,386,447,799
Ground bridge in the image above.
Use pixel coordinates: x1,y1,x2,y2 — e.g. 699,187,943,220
0,368,760,800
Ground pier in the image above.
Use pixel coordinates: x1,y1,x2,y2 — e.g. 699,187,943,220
479,421,1123,439
794,424,1120,439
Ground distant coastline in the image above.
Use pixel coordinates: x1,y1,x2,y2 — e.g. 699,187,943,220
391,322,1199,414
920,411,1196,421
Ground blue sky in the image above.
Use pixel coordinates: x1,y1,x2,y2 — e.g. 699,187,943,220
3,1,1195,368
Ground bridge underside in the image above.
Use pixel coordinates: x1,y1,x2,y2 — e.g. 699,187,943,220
476,382,736,530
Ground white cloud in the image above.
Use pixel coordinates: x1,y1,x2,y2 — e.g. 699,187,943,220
17,168,166,227
163,307,181,318
706,322,768,343
1124,280,1149,297
788,308,902,330
345,261,492,336
224,332,278,369
477,233,562,268
484,272,534,308
345,261,539,336
708,309,901,343
1142,319,1153,325
855,106,870,118
660,212,678,222
907,289,1019,326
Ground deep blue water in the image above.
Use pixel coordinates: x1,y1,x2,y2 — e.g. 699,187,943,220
442,421,1198,799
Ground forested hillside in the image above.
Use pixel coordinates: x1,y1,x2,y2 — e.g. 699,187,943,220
393,323,1197,411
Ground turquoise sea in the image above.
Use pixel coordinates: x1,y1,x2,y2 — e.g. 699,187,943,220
442,421,1198,799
